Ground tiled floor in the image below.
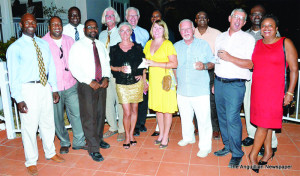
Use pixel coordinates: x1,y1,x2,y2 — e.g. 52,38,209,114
0,117,300,176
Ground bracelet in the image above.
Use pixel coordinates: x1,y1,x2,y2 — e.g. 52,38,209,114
286,92,294,96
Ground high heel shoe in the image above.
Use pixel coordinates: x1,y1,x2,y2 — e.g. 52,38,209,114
249,154,259,173
154,140,162,145
252,168,259,173
159,138,169,149
130,141,137,146
258,152,275,166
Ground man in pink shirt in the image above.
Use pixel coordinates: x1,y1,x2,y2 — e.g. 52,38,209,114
43,16,86,154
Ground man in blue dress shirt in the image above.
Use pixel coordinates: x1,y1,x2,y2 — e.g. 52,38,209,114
6,13,64,175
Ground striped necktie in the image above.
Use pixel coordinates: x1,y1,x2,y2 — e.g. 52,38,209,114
75,27,79,41
32,38,47,86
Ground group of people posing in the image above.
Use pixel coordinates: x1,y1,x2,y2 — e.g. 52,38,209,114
6,4,298,176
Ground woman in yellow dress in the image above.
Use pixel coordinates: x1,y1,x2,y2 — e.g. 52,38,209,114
145,20,178,149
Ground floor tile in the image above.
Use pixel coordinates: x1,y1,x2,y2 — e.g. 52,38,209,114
63,168,96,176
110,146,139,159
275,156,300,170
36,164,70,176
46,153,82,167
276,144,300,156
189,150,218,166
94,171,124,176
162,150,191,164
135,148,164,161
73,155,102,170
3,147,25,161
126,160,160,175
98,157,132,173
0,145,18,158
156,162,188,176
188,165,219,176
219,166,252,176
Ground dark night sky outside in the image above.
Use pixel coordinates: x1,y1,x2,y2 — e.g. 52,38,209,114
130,0,300,53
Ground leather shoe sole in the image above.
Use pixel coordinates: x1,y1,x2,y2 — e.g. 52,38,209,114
47,154,65,163
27,165,38,176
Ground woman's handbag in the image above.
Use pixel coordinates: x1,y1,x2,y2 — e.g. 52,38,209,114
162,63,172,91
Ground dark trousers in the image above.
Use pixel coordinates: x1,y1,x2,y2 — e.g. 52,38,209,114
77,82,107,153
135,92,148,129
194,70,219,132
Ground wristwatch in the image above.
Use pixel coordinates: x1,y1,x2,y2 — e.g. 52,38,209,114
204,63,208,70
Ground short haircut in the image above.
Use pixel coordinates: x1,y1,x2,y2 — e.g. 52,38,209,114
260,14,279,27
150,20,169,40
196,11,209,19
118,22,132,33
178,19,194,31
68,6,81,15
48,16,62,26
21,13,36,22
101,7,120,24
230,8,247,20
126,7,140,17
251,4,266,15
84,19,97,28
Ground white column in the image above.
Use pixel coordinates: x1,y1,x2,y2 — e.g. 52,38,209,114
0,0,14,42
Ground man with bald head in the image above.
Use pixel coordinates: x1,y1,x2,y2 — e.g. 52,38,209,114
63,7,84,41
6,13,64,175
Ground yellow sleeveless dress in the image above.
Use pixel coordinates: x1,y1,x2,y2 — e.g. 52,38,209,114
143,40,178,113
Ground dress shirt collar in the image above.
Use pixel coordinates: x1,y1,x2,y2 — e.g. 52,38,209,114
22,33,38,41
108,26,117,33
226,28,243,37
196,26,211,36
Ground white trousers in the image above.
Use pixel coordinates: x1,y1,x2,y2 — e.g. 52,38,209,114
177,94,212,151
244,76,278,148
20,83,56,167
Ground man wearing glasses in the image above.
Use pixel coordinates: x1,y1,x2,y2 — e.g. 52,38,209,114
43,16,86,155
213,9,255,168
69,19,111,162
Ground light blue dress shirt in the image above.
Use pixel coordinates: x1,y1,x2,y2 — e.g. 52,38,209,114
6,34,58,103
174,37,215,97
132,26,149,48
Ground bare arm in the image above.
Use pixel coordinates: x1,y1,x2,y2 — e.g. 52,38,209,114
217,50,253,69
146,54,178,69
195,62,215,70
284,38,299,106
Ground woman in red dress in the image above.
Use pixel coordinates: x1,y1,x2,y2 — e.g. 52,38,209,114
249,14,298,173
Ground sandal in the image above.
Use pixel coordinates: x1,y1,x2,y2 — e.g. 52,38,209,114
123,143,130,149
159,138,169,149
130,141,137,146
154,140,162,145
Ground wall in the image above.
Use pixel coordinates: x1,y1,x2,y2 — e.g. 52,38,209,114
86,0,109,31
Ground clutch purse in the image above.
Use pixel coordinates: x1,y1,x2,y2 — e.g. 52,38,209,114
162,63,172,91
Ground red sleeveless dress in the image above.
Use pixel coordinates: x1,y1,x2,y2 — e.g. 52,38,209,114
250,37,285,129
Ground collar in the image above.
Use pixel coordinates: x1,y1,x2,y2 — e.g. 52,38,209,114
108,26,117,33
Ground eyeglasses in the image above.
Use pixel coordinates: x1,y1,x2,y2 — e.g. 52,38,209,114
128,15,138,18
60,46,63,59
232,15,245,21
86,26,98,30
105,14,115,18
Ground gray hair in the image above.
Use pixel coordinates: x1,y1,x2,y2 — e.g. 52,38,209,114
118,22,132,33
230,8,247,20
101,7,120,24
178,19,194,31
126,7,140,18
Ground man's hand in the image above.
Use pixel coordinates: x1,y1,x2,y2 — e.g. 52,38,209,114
90,80,101,90
217,50,232,62
211,84,215,94
99,78,109,88
17,101,28,113
195,61,205,70
53,92,60,104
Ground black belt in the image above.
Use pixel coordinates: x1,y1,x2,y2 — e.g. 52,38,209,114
27,80,41,83
215,75,246,83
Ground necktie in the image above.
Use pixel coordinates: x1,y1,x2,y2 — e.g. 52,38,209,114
105,32,111,49
32,38,47,86
92,41,102,82
75,27,79,41
131,30,136,42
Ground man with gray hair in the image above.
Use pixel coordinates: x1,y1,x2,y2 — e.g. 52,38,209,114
99,7,125,142
125,7,149,136
174,19,214,158
213,8,255,167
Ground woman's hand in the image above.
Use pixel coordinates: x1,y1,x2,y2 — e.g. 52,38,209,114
283,93,294,106
135,75,142,81
145,59,155,67
143,80,149,92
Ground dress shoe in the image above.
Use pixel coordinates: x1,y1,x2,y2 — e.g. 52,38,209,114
140,124,147,132
47,154,65,163
103,130,118,138
151,131,160,136
213,131,220,140
214,148,230,157
178,139,195,146
100,140,110,149
27,165,38,176
89,152,104,162
258,152,275,165
228,157,242,168
72,144,88,150
241,137,254,146
258,146,277,156
60,145,70,154
197,149,211,158
134,128,140,136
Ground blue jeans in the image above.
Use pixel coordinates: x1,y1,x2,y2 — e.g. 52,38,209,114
215,79,245,157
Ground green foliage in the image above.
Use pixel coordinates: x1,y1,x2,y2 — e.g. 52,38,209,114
0,37,17,62
43,2,66,19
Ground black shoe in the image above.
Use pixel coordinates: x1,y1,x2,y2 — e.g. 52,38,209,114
214,148,230,157
151,131,160,136
134,128,140,136
89,152,104,162
72,144,88,150
258,147,277,156
242,137,254,146
140,124,147,132
99,140,110,149
228,157,242,168
60,145,70,154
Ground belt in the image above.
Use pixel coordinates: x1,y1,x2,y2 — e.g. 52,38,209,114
215,75,246,83
27,80,41,83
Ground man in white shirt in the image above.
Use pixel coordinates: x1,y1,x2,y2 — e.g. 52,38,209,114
99,7,125,142
63,7,84,41
213,8,255,168
69,19,111,162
